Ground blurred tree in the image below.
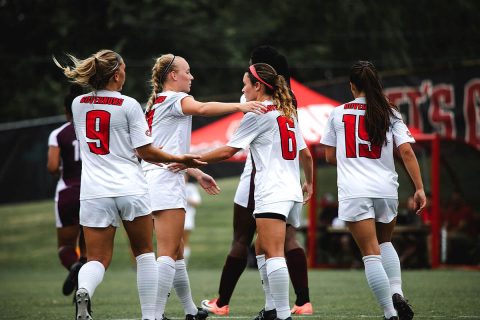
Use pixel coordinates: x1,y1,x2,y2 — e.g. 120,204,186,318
0,0,478,122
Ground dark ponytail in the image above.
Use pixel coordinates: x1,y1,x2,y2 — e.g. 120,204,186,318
350,61,398,146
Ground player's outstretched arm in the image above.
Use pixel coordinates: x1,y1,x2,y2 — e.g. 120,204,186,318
199,145,240,163
398,142,426,214
181,97,267,117
136,144,206,168
187,168,221,195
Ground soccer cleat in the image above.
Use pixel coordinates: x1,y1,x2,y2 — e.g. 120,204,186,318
291,302,313,315
201,298,229,315
63,260,84,296
392,293,414,320
253,308,277,320
384,317,399,320
75,288,92,320
185,307,209,320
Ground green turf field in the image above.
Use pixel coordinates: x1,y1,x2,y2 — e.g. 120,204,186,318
1,176,479,319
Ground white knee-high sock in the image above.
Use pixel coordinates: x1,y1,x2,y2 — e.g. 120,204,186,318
136,253,158,320
363,255,397,319
77,260,105,298
155,256,176,319
256,255,275,311
380,242,404,296
266,257,290,320
173,259,198,315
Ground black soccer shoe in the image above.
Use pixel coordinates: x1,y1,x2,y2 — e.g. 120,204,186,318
75,288,92,320
254,308,277,320
185,307,208,320
392,293,414,320
63,260,84,295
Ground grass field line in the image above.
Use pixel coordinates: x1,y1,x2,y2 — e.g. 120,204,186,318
110,316,480,320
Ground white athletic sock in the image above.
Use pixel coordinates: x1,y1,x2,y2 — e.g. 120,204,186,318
173,259,198,315
266,257,290,319
363,255,397,319
155,256,176,319
256,254,275,311
77,260,105,298
380,242,404,296
136,253,158,320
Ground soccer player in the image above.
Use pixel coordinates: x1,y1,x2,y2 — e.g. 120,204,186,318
183,174,202,263
202,46,313,319
54,49,204,320
198,63,313,320
47,84,86,297
320,60,426,320
143,54,265,320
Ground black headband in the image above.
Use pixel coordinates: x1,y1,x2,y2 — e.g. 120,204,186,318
160,55,176,82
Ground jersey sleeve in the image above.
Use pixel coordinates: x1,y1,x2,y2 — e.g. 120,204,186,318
127,100,154,148
227,113,260,150
172,92,190,116
320,108,337,147
295,118,307,151
48,130,59,147
391,110,415,147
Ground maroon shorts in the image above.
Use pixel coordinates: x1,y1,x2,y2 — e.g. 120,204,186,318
55,187,80,228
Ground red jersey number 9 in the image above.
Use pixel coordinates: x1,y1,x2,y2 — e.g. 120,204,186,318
342,114,381,159
86,110,111,155
277,116,297,160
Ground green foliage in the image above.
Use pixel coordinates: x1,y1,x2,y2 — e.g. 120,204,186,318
1,1,479,122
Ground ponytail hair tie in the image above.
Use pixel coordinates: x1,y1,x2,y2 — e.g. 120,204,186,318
249,65,273,90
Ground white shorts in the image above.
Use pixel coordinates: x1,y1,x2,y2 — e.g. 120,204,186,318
145,169,186,211
254,201,303,228
80,193,151,228
233,167,253,208
338,198,398,223
184,209,195,230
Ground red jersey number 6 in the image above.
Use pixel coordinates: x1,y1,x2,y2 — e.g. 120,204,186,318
277,116,297,160
86,110,111,155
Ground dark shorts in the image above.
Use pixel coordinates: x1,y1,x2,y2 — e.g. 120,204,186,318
55,187,80,228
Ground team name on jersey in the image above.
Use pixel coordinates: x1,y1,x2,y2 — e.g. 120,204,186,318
344,103,366,110
80,96,124,106
265,105,277,113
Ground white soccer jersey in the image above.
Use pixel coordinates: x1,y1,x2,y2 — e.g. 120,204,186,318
71,90,153,200
142,91,192,172
320,97,415,200
228,101,306,207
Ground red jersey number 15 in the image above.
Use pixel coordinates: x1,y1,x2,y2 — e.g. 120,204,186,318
342,114,381,159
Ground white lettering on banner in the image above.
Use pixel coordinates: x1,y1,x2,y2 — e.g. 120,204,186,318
429,84,456,139
297,104,335,143
463,79,480,148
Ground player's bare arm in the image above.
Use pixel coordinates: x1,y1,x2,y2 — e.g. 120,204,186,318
181,96,267,116
324,146,337,165
187,168,221,195
136,144,206,168
199,146,240,163
299,148,314,203
398,142,426,214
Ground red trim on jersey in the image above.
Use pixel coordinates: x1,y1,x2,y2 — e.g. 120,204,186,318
154,95,167,105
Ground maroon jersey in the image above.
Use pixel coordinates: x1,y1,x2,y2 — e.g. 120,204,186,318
48,122,81,191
